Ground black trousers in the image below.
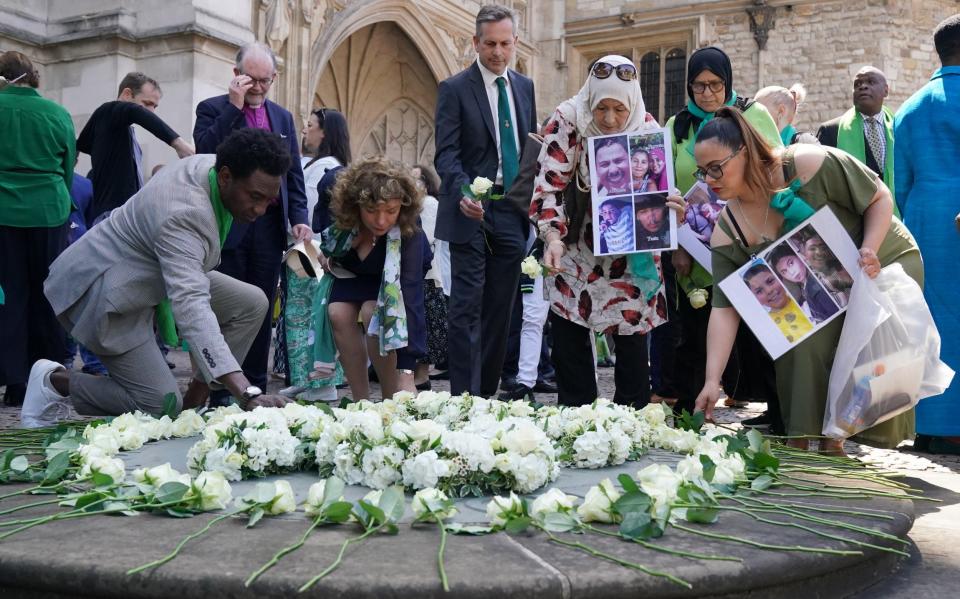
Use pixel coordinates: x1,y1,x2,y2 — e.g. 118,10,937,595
215,207,285,389
650,257,681,398
550,312,650,408
0,224,69,392
447,215,525,396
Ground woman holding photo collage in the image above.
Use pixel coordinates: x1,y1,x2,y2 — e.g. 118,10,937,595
692,107,923,455
530,54,685,408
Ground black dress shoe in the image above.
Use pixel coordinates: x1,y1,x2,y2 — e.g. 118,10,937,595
742,412,771,427
415,380,432,392
533,379,558,393
498,384,535,401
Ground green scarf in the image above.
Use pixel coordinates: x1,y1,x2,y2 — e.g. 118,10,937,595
835,106,898,216
156,168,233,346
315,224,408,362
684,91,739,157
780,124,797,146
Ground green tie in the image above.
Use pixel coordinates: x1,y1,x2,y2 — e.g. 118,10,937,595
496,76,519,191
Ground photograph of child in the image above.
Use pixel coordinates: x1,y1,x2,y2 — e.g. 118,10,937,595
634,193,672,251
628,132,668,192
742,259,814,343
598,197,635,254
683,182,725,244
594,136,631,196
788,226,853,307
768,243,840,324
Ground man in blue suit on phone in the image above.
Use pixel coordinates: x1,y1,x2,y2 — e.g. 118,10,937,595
194,42,312,398
434,4,538,397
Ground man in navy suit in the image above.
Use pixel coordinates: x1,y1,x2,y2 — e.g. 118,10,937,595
434,4,537,396
194,42,311,396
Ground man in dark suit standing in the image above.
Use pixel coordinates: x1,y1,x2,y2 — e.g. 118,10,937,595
194,42,312,396
77,72,195,224
434,4,537,396
816,66,897,211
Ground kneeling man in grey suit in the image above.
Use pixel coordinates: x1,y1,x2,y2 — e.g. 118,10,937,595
22,128,291,427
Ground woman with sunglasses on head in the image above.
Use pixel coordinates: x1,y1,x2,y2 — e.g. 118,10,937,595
692,107,922,455
666,46,784,421
531,55,686,408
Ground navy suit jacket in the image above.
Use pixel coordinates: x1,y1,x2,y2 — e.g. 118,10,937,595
193,95,308,248
434,62,537,244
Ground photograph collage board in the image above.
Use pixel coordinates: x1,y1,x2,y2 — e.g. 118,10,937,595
717,207,859,360
677,181,727,275
587,127,677,256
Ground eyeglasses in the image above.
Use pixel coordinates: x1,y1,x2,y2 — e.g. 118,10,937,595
591,61,637,82
690,80,725,94
694,146,743,182
241,72,275,87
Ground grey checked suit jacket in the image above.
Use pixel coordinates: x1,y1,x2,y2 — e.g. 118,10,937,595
45,155,241,382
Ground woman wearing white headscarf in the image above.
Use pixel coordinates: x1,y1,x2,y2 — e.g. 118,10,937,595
530,55,685,407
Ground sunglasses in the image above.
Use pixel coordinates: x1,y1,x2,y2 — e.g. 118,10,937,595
694,146,743,182
591,61,637,82
313,107,327,126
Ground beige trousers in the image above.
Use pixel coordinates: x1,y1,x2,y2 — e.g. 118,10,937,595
68,272,267,416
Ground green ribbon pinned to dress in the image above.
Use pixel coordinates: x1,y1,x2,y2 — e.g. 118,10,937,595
156,168,233,346
835,106,898,217
626,253,663,301
684,91,739,157
769,176,815,232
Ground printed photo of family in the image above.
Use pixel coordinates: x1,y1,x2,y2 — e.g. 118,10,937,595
677,181,726,272
717,207,860,360
589,127,677,256
628,132,669,193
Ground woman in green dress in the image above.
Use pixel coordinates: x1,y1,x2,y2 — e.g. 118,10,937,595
693,107,922,454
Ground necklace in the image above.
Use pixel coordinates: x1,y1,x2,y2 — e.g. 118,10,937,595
734,197,773,244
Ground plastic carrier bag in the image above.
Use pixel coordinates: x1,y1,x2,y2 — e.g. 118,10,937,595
824,263,955,439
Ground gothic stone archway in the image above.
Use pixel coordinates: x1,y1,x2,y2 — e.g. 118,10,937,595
315,21,437,166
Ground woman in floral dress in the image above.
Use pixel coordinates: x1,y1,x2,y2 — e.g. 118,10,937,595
530,54,685,408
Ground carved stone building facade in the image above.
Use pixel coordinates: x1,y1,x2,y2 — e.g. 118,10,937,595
0,0,951,176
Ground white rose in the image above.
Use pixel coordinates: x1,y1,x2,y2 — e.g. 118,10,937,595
412,487,456,520
577,478,621,523
362,489,383,506
530,488,577,520
85,427,122,455
304,480,343,516
191,471,232,511
469,176,494,196
520,255,541,278
485,492,521,527
79,455,125,484
688,288,709,309
407,419,444,443
676,455,704,482
172,410,206,437
502,422,547,456
267,480,297,515
143,463,190,488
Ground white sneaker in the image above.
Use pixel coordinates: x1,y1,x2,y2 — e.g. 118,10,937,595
298,386,338,403
21,359,73,429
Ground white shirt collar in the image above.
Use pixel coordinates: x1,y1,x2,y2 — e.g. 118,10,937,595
477,57,509,88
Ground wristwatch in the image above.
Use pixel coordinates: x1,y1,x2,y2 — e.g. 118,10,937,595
240,385,263,409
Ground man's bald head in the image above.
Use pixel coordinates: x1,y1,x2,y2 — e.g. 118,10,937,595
852,66,888,116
